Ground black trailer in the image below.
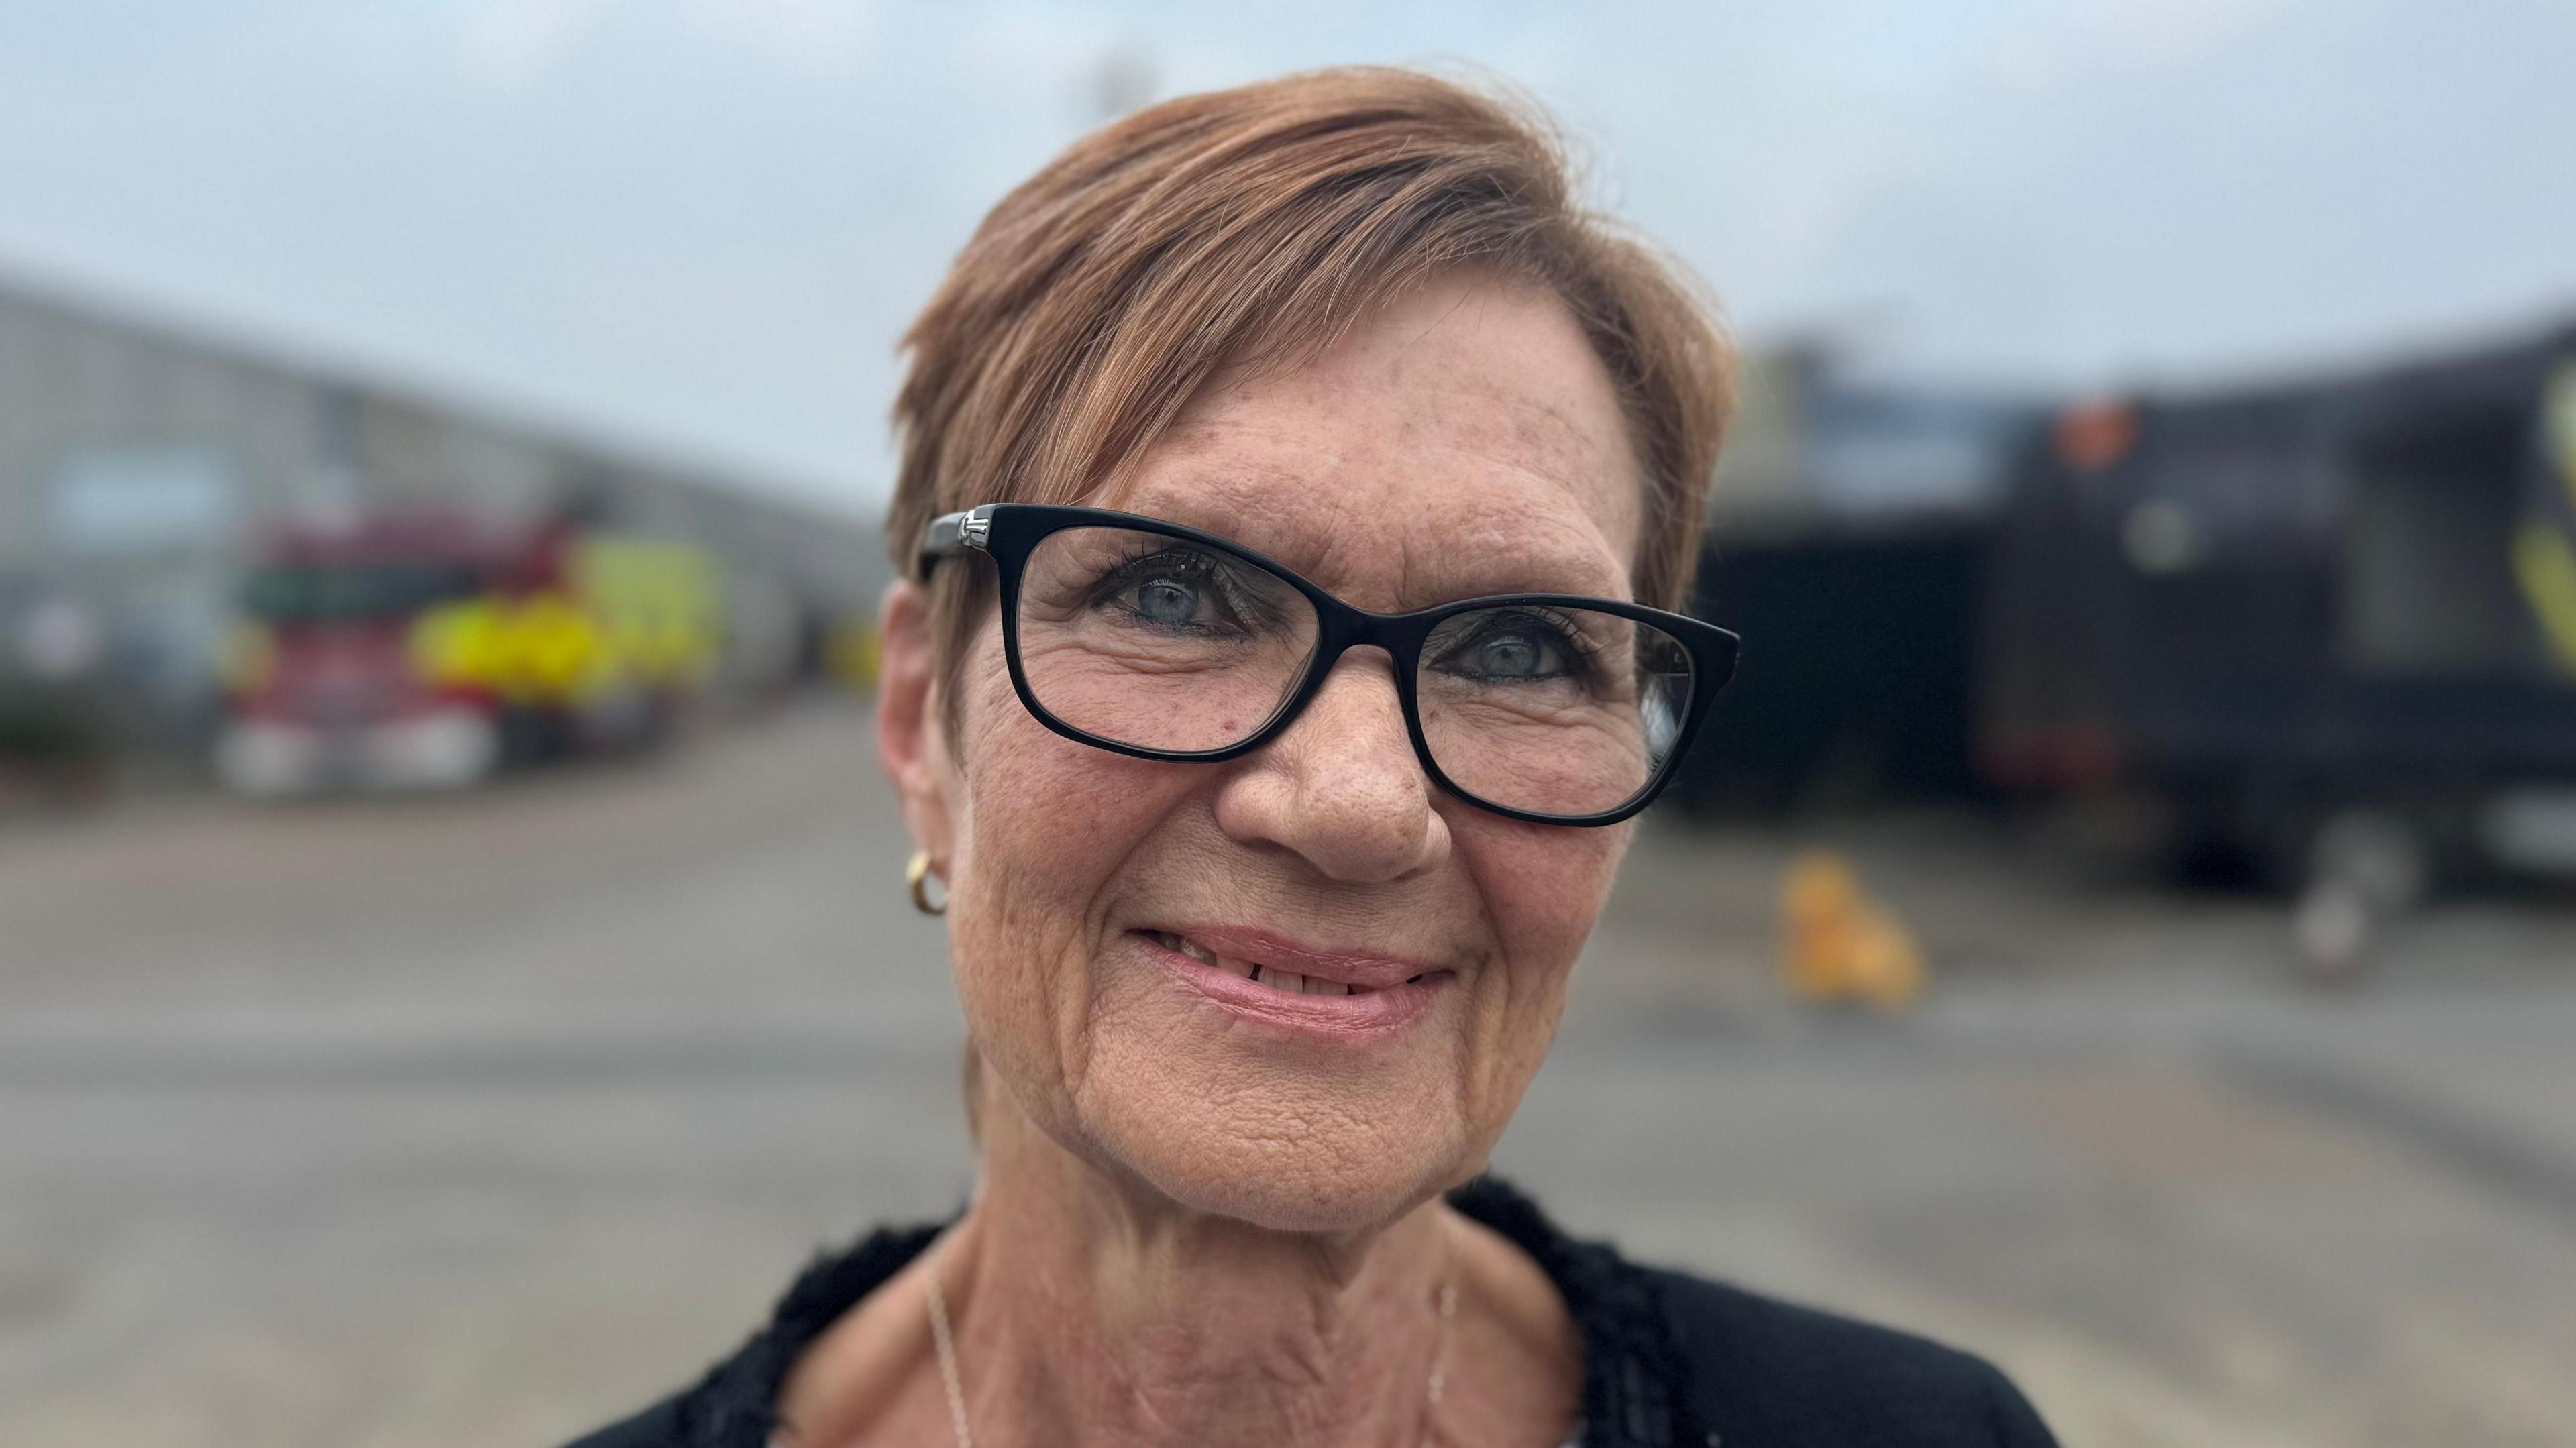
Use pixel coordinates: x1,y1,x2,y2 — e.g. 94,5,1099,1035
1668,378,2035,814
1676,524,1989,813
1978,325,2576,887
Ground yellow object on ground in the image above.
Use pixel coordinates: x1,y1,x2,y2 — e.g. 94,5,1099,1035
1779,850,1927,1011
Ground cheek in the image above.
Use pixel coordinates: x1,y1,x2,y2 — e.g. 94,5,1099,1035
1471,812,1629,973
1455,814,1629,1097
951,637,1210,894
943,637,1197,1091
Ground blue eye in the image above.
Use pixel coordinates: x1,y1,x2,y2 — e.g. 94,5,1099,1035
1133,578,1201,624
1434,610,1587,684
1474,631,1559,679
1089,545,1255,636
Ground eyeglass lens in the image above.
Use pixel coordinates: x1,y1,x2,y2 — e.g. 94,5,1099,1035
1013,526,1693,818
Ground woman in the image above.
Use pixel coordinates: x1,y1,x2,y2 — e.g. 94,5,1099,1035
574,68,2055,1448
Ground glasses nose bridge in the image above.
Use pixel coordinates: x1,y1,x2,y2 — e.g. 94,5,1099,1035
1299,589,1434,706
1267,592,1446,746
1307,592,1425,673
1270,627,1421,757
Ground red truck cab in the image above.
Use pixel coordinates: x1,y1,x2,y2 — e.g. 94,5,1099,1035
217,512,522,795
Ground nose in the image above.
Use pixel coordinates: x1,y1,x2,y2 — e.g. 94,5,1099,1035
1212,651,1452,885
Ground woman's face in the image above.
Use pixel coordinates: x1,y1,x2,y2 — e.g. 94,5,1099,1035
891,276,1646,1232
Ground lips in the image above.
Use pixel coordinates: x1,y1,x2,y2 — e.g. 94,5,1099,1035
1132,926,1450,1034
1143,930,1431,997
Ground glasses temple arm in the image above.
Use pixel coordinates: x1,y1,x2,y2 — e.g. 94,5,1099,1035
914,507,991,579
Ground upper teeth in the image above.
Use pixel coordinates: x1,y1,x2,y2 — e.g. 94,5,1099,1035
1153,932,1359,996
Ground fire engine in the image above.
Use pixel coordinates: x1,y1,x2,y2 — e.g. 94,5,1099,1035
215,510,719,795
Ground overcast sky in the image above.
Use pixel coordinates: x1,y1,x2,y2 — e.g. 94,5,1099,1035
1,0,2569,512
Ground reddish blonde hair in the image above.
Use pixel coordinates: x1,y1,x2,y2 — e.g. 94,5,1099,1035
888,66,1733,693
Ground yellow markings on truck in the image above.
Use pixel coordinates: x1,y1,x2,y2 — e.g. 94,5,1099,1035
830,620,882,692
2547,364,2576,510
571,537,721,688
411,598,506,691
217,621,276,694
2522,364,2576,677
510,594,609,698
2514,523,2576,676
407,535,720,706
411,594,606,703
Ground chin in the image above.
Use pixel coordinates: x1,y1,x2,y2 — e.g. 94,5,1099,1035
1140,1147,1460,1236
1084,1082,1474,1235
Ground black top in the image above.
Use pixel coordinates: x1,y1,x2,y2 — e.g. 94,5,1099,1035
566,1177,2057,1448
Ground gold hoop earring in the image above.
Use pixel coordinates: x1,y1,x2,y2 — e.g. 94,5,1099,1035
906,850,948,916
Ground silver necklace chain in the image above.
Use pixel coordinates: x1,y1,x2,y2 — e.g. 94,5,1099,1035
922,1234,1458,1448
922,1238,976,1448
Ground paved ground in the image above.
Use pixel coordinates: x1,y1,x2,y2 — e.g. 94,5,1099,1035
4,696,2573,1447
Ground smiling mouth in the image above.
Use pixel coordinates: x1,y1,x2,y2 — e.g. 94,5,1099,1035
1143,930,1430,997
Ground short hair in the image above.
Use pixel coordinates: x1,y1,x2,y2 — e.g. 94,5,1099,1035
886,66,1733,710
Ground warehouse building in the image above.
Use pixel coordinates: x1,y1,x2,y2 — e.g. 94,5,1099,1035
0,270,884,755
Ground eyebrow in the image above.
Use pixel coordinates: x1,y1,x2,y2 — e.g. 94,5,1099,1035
1108,475,1632,609
1407,506,1632,603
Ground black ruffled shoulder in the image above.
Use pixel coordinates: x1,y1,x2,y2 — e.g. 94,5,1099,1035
564,1220,943,1448
564,1178,2054,1448
1447,1176,1688,1445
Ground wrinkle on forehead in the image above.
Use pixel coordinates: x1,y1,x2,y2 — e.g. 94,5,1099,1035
1099,279,1644,610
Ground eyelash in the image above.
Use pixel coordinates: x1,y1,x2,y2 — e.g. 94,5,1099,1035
1091,549,1261,633
1441,608,1599,680
1085,545,1605,681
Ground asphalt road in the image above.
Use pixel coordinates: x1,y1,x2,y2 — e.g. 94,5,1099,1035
4,697,2573,1448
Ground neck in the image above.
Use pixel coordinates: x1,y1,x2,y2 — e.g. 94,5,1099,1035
943,1089,1456,1448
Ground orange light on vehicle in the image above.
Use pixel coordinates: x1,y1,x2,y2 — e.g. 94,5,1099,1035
2053,400,2139,473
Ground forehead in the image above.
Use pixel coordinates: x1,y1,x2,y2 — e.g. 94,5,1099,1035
1097,276,1644,608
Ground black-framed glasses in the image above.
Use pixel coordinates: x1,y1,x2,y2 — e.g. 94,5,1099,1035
918,504,1739,827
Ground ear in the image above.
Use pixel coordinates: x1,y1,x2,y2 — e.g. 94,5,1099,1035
876,577,955,870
